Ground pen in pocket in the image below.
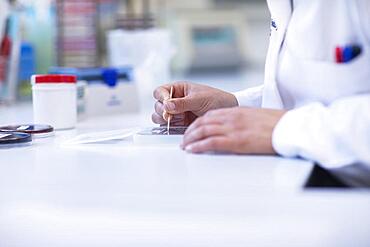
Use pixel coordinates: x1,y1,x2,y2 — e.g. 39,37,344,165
335,44,362,64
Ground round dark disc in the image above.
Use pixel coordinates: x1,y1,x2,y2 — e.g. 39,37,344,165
0,124,54,135
0,132,32,145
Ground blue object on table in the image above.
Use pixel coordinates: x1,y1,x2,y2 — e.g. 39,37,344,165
102,68,118,87
48,67,133,87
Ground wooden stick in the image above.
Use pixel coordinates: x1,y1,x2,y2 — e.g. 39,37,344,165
167,86,173,135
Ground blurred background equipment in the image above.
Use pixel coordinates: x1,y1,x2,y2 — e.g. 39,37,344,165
107,28,174,105
0,17,12,102
0,0,270,112
49,66,139,117
170,9,247,72
56,0,99,68
115,0,155,30
17,42,36,101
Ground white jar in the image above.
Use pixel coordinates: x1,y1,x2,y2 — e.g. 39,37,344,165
32,75,77,130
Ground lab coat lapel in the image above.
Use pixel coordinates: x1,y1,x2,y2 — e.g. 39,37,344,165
263,0,293,109
267,0,292,29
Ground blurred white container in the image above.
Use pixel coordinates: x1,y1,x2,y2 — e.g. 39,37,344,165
107,29,175,109
32,75,77,130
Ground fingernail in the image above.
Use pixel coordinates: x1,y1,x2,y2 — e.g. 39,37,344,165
185,145,193,152
165,101,176,111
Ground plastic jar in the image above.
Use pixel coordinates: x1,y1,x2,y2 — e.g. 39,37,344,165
32,75,77,130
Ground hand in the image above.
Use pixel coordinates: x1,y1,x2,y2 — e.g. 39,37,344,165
181,107,287,154
152,82,238,126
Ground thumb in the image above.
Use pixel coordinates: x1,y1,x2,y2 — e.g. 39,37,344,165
164,97,193,114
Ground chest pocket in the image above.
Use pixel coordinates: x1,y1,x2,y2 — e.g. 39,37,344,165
277,0,370,107
278,46,370,106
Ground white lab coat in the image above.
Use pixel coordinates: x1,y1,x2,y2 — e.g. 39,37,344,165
234,0,370,185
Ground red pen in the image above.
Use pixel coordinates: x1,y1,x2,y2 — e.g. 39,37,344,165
335,46,343,63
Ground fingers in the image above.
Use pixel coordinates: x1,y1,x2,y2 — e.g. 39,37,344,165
155,101,164,115
155,100,186,122
153,86,170,102
152,111,186,125
162,111,168,121
154,83,191,121
160,120,187,127
204,108,232,117
154,100,169,122
181,108,237,153
152,112,166,125
182,124,227,148
184,137,232,154
164,97,193,115
153,82,186,102
184,111,227,136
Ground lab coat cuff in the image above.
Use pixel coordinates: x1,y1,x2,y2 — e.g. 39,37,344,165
232,86,263,107
272,110,301,158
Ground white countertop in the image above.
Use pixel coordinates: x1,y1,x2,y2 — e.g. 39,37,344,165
1,104,370,247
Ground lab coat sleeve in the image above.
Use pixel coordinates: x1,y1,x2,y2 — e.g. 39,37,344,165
272,94,370,169
233,85,264,107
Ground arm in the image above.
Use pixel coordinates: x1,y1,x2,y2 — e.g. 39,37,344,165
272,94,370,168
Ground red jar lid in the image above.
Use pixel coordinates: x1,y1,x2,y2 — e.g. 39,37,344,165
33,75,77,84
